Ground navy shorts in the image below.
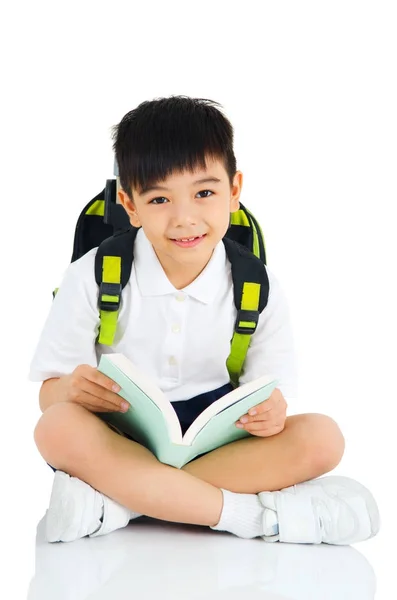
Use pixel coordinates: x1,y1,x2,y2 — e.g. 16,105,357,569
47,382,234,472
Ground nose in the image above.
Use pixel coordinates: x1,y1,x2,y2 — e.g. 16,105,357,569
169,200,198,228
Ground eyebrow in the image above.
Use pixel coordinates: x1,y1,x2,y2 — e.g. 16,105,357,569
140,177,222,196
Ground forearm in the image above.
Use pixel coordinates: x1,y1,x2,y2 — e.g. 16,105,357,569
39,377,68,413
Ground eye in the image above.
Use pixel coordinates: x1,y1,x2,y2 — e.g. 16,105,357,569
149,197,168,205
148,190,214,204
197,189,214,198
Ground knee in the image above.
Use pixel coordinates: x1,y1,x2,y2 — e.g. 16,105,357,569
34,402,89,465
293,413,345,472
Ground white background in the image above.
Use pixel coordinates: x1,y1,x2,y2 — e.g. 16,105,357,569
1,1,396,597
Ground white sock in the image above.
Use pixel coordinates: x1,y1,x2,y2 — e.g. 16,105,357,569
210,488,279,539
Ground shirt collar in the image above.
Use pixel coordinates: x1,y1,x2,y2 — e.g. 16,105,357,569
134,228,227,304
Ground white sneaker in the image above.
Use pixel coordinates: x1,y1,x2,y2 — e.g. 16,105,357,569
45,470,141,543
258,475,380,545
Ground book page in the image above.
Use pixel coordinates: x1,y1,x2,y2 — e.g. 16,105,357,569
182,373,277,445
101,353,182,440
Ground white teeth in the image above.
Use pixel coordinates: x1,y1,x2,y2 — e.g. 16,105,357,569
172,234,205,242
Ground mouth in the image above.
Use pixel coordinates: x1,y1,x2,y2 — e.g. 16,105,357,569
170,234,207,248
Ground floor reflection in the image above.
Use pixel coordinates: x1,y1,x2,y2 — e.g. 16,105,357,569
27,514,377,599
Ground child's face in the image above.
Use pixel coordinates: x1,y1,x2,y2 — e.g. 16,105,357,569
118,156,242,286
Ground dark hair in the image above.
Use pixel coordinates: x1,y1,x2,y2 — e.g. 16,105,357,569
111,95,237,200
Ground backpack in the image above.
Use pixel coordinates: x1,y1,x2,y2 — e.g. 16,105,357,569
54,173,270,386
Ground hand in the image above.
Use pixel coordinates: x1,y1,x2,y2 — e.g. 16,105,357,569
56,364,129,414
235,387,287,437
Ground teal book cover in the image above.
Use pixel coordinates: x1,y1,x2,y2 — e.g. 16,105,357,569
97,353,279,469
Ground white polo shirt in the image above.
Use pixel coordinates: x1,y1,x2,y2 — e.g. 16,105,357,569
28,228,298,403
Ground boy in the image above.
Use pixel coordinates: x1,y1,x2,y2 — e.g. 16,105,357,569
29,95,379,544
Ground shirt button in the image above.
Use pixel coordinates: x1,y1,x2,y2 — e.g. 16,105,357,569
171,324,181,333
169,356,178,366
175,294,185,302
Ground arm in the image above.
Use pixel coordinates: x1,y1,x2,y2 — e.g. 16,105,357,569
238,265,299,406
29,252,131,415
235,268,296,436
28,252,99,408
39,377,64,413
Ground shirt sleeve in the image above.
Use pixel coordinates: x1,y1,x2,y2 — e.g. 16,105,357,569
238,266,299,402
28,252,100,382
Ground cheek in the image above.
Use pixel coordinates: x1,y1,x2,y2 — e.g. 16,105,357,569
140,219,167,244
210,208,231,233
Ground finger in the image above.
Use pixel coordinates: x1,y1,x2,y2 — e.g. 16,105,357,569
72,390,126,413
250,411,276,422
78,399,119,413
252,409,286,423
250,427,284,438
239,411,274,424
250,389,283,415
79,365,122,395
67,390,116,413
248,399,276,416
77,379,128,412
238,420,284,433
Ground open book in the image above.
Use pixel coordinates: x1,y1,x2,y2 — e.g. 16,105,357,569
97,353,279,469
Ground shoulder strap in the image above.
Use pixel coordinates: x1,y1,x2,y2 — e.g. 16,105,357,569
228,202,266,262
93,228,269,383
94,227,139,345
223,237,269,386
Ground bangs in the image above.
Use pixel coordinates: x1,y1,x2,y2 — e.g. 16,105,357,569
111,96,236,198
129,145,225,196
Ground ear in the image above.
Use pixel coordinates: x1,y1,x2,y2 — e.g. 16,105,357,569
230,170,243,213
118,189,141,228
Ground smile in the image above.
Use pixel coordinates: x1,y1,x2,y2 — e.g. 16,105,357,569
170,234,207,248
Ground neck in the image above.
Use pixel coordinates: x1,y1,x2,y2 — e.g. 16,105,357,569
156,252,214,290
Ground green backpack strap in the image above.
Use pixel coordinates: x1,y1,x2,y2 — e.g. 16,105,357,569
223,238,269,386
94,229,269,378
229,202,266,262
94,227,139,345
